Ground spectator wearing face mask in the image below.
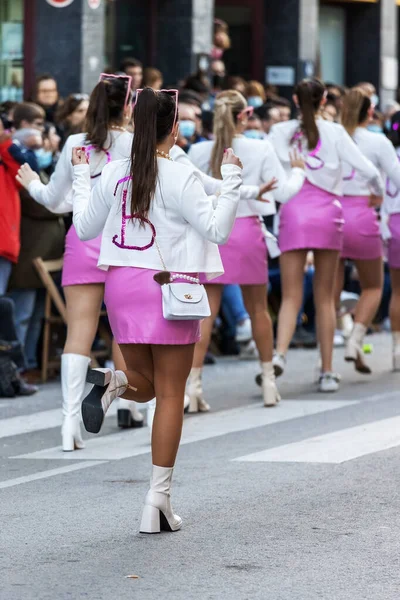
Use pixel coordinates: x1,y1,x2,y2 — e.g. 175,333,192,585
176,103,206,152
244,114,265,140
245,81,266,109
8,109,65,378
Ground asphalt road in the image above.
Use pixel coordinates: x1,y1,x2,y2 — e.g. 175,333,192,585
1,332,399,600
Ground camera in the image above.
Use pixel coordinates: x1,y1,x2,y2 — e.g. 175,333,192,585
1,113,14,130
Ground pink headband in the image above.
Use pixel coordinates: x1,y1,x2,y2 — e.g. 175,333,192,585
99,72,133,108
135,88,179,128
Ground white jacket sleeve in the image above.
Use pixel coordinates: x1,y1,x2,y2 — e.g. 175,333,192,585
27,137,74,211
337,127,384,196
179,164,242,244
378,136,400,188
261,141,305,204
176,147,259,199
72,164,111,240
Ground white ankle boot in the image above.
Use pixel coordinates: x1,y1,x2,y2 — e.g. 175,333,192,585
140,465,182,534
61,353,90,452
345,322,371,374
261,362,281,407
186,368,210,413
393,332,400,371
117,398,144,429
82,368,135,434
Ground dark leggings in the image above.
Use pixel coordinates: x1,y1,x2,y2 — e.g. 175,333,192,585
0,297,25,369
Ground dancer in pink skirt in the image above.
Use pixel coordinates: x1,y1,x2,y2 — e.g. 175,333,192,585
336,88,400,374
70,88,243,533
382,110,400,370
16,74,144,451
269,78,384,392
188,90,306,410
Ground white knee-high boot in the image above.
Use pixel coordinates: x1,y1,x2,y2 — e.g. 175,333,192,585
61,353,91,452
393,332,400,371
140,465,182,533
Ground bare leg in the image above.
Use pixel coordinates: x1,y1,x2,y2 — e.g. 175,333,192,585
118,343,155,402
276,250,308,356
241,284,273,362
192,285,223,368
353,258,383,326
334,260,345,314
313,250,340,373
64,284,104,356
390,268,400,331
151,344,195,467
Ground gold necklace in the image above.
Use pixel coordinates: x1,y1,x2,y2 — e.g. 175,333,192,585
156,149,173,161
110,126,127,133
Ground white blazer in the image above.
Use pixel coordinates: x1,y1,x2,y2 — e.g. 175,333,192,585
72,159,242,279
28,131,133,213
269,119,384,198
188,136,306,217
342,128,400,198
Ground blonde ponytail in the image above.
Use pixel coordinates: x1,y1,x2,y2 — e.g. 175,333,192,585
341,88,371,137
210,90,247,178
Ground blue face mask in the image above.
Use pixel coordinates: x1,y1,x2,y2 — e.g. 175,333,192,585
179,120,196,139
371,94,379,107
385,119,391,131
244,129,264,140
367,124,383,134
35,148,53,169
247,96,263,108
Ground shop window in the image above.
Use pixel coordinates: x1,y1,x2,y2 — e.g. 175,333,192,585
319,5,345,85
0,0,24,102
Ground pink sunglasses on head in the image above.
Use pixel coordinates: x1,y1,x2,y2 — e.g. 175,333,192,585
99,73,133,108
135,88,179,127
238,106,254,119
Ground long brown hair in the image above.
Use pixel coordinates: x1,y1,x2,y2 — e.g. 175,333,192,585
85,76,130,149
130,88,177,220
295,78,325,150
210,90,246,178
341,88,371,137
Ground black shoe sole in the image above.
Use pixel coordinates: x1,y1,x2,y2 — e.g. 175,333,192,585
81,369,109,434
117,409,144,429
344,357,372,374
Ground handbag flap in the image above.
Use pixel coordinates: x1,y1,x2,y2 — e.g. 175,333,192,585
169,283,204,304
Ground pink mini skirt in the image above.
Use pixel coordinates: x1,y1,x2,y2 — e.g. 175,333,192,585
388,214,400,269
279,180,344,253
104,266,200,345
341,196,382,261
62,226,106,287
202,216,268,286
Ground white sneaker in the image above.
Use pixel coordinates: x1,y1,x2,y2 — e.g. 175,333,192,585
236,318,252,343
339,291,359,317
318,372,340,393
333,330,345,347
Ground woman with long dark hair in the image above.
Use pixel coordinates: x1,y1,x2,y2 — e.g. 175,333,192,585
55,93,89,148
16,74,144,451
269,78,384,391
187,89,306,411
382,110,400,370
336,88,400,374
70,88,243,533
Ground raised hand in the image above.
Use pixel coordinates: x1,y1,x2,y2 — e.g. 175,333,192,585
72,146,89,166
257,178,278,202
16,163,40,190
222,148,243,169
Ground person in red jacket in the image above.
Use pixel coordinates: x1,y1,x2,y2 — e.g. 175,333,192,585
0,119,22,294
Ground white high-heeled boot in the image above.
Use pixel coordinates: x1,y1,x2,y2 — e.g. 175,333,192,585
186,368,210,413
261,362,281,407
140,465,182,533
82,368,136,434
345,322,371,374
393,332,400,371
61,353,91,452
117,398,144,429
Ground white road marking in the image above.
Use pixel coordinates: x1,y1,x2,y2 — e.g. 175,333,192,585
233,415,400,464
13,400,358,461
0,461,107,490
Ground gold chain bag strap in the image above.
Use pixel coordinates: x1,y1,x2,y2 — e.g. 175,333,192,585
153,238,211,321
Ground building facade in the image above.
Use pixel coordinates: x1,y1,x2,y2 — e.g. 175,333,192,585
0,0,398,104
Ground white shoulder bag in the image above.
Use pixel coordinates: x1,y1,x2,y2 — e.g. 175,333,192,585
154,239,211,321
